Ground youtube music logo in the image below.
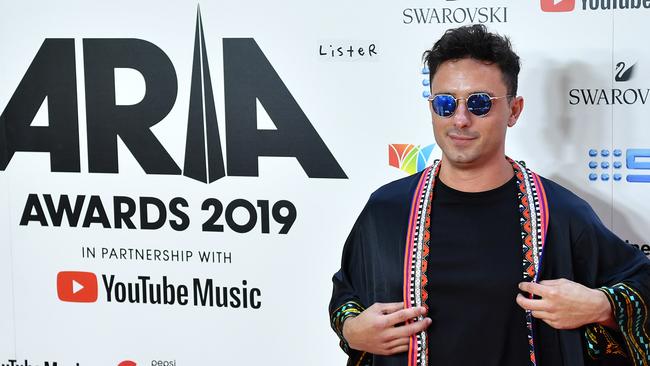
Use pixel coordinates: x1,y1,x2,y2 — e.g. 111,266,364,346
541,0,575,12
57,271,98,303
543,0,650,12
55,272,262,308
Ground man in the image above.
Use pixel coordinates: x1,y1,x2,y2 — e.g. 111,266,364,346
329,24,650,366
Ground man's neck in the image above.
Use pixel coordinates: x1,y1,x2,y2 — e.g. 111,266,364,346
438,155,514,193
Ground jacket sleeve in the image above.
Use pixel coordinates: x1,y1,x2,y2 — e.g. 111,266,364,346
573,207,650,365
329,204,373,366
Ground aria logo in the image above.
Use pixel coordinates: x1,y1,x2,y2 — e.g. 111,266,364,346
569,62,649,105
389,144,436,175
0,8,346,183
587,148,650,183
542,0,650,11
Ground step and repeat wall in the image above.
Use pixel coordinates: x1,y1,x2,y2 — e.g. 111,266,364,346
1,0,649,365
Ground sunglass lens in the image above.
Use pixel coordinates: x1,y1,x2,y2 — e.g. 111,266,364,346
467,93,492,116
432,95,456,117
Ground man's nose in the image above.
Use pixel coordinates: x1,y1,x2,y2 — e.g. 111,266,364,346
452,100,472,129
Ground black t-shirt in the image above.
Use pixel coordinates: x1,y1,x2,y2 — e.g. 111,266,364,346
426,175,530,366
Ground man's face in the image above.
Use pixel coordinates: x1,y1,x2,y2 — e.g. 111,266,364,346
429,58,522,169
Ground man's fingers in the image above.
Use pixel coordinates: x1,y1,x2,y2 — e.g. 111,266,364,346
385,336,410,349
518,281,551,297
517,296,555,322
388,317,432,339
378,302,406,314
385,344,409,355
385,306,426,326
538,278,568,286
530,310,552,320
516,293,548,311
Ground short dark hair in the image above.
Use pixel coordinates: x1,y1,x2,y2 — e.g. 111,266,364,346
423,24,520,96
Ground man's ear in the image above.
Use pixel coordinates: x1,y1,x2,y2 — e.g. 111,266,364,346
508,96,524,127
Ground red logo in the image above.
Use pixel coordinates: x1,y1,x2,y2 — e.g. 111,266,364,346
541,0,575,12
118,361,136,366
57,271,98,303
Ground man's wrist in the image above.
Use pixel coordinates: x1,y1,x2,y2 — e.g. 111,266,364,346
342,315,357,346
593,288,617,329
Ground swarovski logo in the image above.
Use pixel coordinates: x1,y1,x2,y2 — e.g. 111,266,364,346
569,61,649,106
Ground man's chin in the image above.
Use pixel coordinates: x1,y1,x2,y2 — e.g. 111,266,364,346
442,151,479,167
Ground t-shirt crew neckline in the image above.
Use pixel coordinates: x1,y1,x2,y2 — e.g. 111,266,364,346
435,175,518,204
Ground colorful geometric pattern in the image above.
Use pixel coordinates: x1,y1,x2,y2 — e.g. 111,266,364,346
584,323,628,361
330,301,372,366
510,158,549,366
403,162,437,366
389,144,436,175
600,283,650,365
403,158,548,366
331,301,365,352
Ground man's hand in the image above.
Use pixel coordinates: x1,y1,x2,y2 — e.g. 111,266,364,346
342,302,431,355
516,278,616,330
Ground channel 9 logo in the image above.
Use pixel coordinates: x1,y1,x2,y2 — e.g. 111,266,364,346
588,148,650,183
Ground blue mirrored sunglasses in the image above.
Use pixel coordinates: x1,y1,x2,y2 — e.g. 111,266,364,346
428,93,512,117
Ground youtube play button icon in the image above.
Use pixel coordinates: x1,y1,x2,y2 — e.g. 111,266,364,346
540,0,575,12
57,271,98,303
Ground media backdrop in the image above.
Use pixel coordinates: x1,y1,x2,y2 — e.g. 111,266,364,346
1,0,649,365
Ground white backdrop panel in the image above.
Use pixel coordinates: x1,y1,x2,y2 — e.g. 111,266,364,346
1,1,649,365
